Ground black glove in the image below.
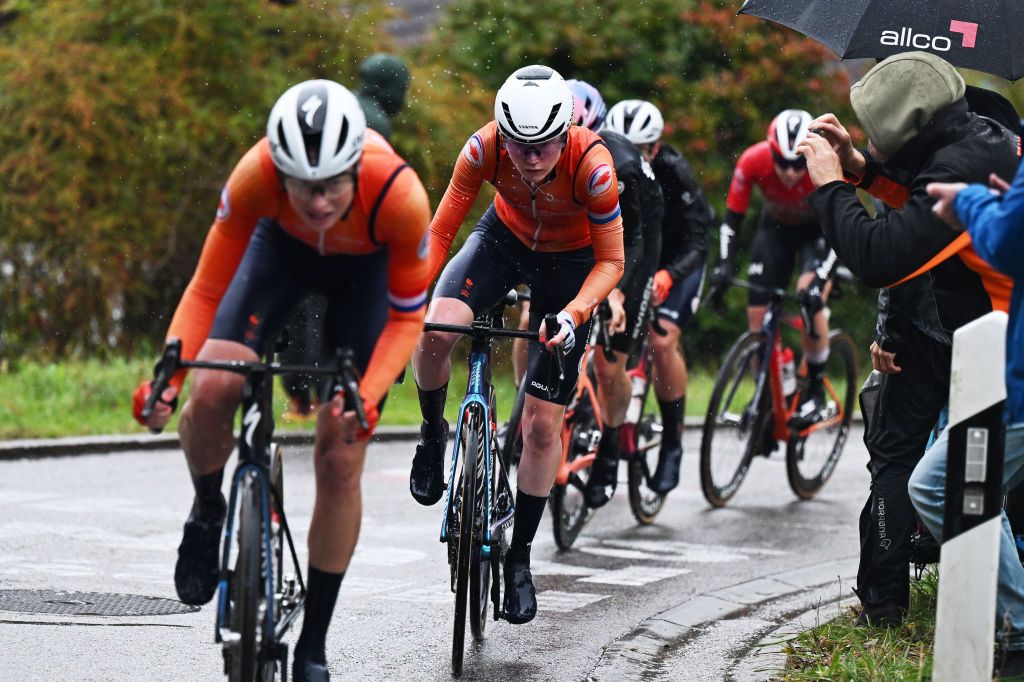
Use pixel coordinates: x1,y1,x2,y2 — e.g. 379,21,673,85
706,261,734,315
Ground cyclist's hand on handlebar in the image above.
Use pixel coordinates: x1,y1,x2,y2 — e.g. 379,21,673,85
327,390,380,444
132,380,178,430
606,290,627,334
706,262,732,316
796,280,826,318
539,310,576,354
652,270,673,306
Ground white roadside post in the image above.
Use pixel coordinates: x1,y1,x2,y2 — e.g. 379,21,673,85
933,311,1008,682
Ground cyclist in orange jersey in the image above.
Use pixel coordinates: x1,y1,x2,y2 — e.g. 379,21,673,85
131,80,431,682
409,65,624,624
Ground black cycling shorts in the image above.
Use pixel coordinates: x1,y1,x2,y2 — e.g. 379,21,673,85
433,204,595,405
657,262,705,329
209,219,389,403
609,270,655,362
746,214,829,306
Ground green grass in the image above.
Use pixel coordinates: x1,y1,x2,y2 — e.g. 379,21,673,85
781,570,938,681
0,356,715,439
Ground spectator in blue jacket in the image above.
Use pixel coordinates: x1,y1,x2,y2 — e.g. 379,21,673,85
911,158,1024,674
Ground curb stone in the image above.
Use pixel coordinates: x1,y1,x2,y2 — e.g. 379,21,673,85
588,557,858,681
0,415,863,460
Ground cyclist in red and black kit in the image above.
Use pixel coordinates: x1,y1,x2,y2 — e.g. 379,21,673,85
590,99,715,499
707,109,840,430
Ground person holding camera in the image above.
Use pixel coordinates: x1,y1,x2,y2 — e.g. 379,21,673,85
798,51,1019,626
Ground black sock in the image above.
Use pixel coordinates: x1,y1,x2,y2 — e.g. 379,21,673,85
417,382,449,432
294,566,345,663
658,396,685,448
598,425,622,463
507,490,547,565
807,361,827,396
189,468,225,522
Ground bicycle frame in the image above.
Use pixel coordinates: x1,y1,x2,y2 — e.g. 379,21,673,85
739,282,848,442
554,343,602,487
439,334,514,560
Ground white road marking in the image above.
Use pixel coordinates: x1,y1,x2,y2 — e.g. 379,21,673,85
529,560,605,577
578,565,691,586
342,576,410,596
538,590,610,613
350,546,425,566
377,584,451,605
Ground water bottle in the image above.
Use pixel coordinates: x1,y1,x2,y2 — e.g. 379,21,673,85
780,348,797,397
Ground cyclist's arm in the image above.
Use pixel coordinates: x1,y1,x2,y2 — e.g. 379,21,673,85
360,170,433,407
663,154,714,280
565,148,625,326
426,128,491,282
164,143,275,389
809,164,967,288
617,164,646,291
720,149,759,266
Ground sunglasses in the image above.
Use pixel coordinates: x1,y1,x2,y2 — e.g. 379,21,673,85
503,136,564,159
772,153,807,171
282,173,355,201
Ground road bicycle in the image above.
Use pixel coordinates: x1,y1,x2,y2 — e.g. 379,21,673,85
423,292,563,677
699,278,857,507
143,340,366,682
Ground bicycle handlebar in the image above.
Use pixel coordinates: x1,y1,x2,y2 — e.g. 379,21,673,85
729,279,820,341
142,339,369,434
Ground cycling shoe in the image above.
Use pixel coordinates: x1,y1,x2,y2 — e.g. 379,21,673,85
649,445,683,494
410,420,449,506
174,494,226,606
787,388,830,431
292,654,330,682
502,558,537,624
584,454,619,508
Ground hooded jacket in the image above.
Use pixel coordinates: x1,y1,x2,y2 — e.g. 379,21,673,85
810,99,1019,340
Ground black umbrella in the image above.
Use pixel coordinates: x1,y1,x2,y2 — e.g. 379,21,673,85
738,0,1024,81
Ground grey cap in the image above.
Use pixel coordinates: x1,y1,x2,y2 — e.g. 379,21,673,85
850,51,965,157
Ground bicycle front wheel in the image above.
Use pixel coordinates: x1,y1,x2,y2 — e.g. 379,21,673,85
627,384,665,525
228,471,262,682
451,410,481,677
700,332,769,508
470,406,492,641
786,331,857,500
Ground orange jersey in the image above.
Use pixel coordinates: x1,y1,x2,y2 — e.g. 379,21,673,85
165,131,431,405
429,122,624,326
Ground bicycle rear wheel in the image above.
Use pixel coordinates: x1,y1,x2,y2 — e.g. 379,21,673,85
451,410,480,677
500,378,527,472
628,384,665,525
786,331,857,499
700,332,769,508
228,472,262,682
550,390,597,549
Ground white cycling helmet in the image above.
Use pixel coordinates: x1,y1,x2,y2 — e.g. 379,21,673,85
267,79,366,180
605,100,664,144
768,109,813,161
494,65,575,144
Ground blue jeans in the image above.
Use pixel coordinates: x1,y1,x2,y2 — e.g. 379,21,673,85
908,422,1024,649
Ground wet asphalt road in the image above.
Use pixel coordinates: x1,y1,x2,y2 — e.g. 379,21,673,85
0,428,869,681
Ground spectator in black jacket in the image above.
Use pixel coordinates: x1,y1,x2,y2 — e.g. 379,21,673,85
798,51,1020,626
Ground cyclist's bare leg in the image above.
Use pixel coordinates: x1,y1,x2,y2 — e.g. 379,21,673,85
649,319,688,493
178,339,255,476
747,305,767,335
651,319,685,403
512,300,531,386
505,395,564,621
593,349,630,426
307,416,371,573
412,296,474,391
517,396,565,495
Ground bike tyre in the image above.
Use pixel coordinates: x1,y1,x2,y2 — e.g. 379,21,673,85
700,332,769,508
229,472,262,682
550,388,597,549
470,409,491,641
785,331,857,500
452,410,479,677
627,379,665,525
